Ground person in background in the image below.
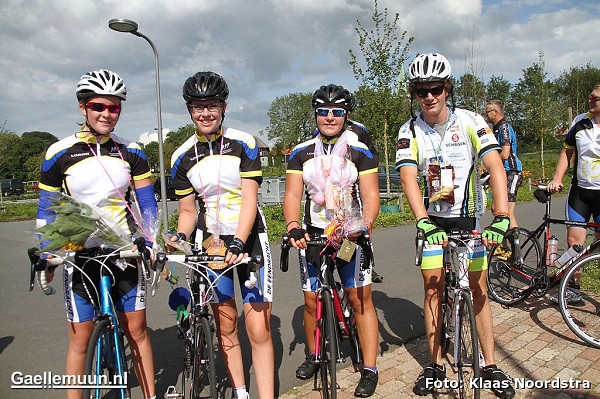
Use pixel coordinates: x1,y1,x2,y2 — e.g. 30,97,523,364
547,84,600,304
170,71,274,399
36,69,157,399
396,53,515,399
284,84,380,397
485,99,522,229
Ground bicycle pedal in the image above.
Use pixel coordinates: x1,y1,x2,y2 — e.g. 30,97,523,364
164,385,183,398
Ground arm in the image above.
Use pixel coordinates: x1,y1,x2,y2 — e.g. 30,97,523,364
176,194,198,239
548,147,574,192
133,177,158,242
357,172,380,236
500,145,511,161
283,173,310,249
481,149,508,215
399,165,428,221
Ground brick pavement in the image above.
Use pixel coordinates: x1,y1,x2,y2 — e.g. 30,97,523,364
279,298,600,399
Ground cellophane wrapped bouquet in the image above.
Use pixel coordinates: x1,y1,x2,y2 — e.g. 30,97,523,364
36,193,131,252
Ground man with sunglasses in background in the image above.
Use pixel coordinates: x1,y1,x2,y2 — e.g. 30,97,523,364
485,100,522,260
547,84,600,304
396,53,515,398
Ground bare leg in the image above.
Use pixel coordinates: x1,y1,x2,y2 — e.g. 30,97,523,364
244,302,274,399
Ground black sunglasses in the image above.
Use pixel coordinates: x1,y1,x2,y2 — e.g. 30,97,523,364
414,85,445,98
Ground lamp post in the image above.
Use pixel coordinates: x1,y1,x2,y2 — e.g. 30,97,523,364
108,18,169,232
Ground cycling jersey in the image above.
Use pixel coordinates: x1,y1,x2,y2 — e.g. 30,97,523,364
395,108,500,218
170,126,265,235
39,131,152,235
493,119,522,172
564,115,600,190
286,131,378,229
39,131,153,320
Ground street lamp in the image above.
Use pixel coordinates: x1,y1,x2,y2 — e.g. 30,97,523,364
108,18,169,232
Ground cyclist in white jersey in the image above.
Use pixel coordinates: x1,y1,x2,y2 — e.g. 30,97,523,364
397,53,515,398
548,84,600,304
36,70,157,399
169,71,274,399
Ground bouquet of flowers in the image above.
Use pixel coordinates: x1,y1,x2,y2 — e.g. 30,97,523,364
36,193,131,252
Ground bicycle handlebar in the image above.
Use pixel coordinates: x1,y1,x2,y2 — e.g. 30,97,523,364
415,228,481,266
280,232,372,273
27,236,150,296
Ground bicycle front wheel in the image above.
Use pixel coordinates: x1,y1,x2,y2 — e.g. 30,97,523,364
487,227,541,306
83,318,130,399
345,303,363,371
190,316,218,399
319,289,338,399
559,252,600,349
456,291,480,399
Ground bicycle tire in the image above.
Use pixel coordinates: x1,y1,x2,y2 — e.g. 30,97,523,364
320,289,338,399
83,318,130,399
191,316,218,399
487,227,541,306
558,252,600,349
457,291,480,399
441,301,451,356
345,303,363,370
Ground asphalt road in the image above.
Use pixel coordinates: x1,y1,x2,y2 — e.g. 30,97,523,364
0,195,567,399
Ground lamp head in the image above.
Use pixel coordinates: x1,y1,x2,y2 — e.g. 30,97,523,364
108,18,138,33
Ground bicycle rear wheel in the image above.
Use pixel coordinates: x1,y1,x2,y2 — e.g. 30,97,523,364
487,227,541,306
83,318,130,399
345,303,363,371
319,289,338,399
559,252,600,349
456,291,480,399
190,316,218,399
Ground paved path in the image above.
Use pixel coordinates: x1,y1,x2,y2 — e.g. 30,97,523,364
279,299,600,399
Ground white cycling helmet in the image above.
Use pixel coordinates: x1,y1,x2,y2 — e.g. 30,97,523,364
76,69,127,101
407,53,452,83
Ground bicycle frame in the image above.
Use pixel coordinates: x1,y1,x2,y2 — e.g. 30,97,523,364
523,187,600,291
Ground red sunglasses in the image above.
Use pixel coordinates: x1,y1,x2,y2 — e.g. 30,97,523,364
86,102,122,114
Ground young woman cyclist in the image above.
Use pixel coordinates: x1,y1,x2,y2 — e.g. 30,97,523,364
169,71,274,399
283,84,380,398
36,69,158,399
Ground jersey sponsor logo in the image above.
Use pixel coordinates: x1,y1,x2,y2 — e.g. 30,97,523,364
445,141,466,147
451,134,459,142
477,128,487,137
397,138,410,149
70,152,90,158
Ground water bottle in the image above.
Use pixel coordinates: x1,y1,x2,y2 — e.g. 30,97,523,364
546,236,558,266
555,244,583,267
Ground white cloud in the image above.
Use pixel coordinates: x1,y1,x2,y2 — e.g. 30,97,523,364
0,0,597,143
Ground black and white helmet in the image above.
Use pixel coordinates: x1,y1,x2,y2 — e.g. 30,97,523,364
182,71,229,102
407,53,452,83
76,69,127,101
312,84,353,110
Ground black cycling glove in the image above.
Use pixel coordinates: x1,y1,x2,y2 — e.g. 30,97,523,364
227,237,245,256
288,227,308,242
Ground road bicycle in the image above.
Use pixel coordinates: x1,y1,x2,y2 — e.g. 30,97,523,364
486,184,600,348
160,246,262,399
28,236,153,399
415,229,481,399
280,232,371,399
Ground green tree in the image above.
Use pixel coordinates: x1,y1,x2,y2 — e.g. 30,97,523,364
19,131,58,181
265,92,314,161
348,0,413,199
0,131,22,178
142,141,160,172
554,63,600,121
454,73,486,112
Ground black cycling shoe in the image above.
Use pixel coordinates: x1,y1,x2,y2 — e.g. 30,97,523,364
372,269,383,283
354,369,378,397
296,354,318,380
481,364,515,399
413,363,445,396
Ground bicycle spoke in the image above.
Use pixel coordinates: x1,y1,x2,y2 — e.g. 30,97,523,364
560,253,600,348
457,292,480,399
487,227,540,306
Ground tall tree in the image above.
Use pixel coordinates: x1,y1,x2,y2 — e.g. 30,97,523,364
454,73,486,112
265,92,314,157
348,0,413,198
554,63,600,120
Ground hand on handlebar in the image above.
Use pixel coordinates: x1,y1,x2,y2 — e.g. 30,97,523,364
416,217,448,247
288,227,310,249
546,180,564,193
226,237,248,266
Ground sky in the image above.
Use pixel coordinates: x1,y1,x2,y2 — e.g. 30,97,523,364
1,0,598,145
